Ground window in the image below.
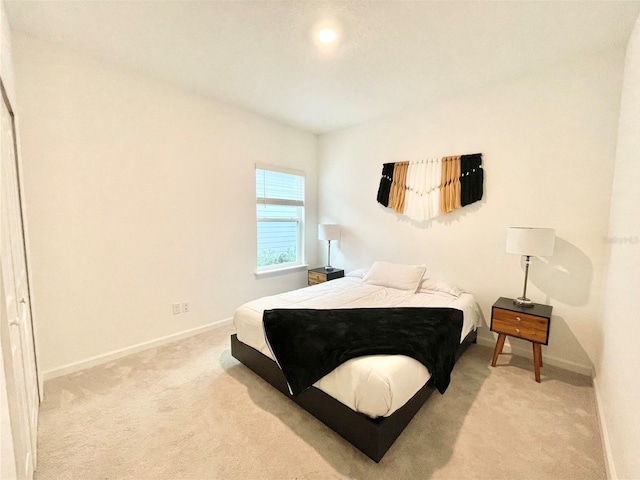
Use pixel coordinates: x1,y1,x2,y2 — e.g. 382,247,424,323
256,165,305,272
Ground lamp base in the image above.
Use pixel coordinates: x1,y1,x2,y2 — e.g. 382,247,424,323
514,297,535,308
325,266,335,271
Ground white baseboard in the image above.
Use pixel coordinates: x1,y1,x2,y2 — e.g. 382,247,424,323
475,336,593,377
592,374,617,480
42,318,233,381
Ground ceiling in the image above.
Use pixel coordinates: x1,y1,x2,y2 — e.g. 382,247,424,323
5,1,640,134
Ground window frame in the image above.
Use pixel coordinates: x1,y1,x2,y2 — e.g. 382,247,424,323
255,164,306,274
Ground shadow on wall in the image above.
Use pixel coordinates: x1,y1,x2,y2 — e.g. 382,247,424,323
506,314,593,376
332,226,371,269
548,315,593,373
527,236,592,307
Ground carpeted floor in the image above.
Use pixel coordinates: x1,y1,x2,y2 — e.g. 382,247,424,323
34,323,605,479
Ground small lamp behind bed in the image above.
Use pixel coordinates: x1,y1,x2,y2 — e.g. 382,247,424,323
318,224,340,271
506,227,555,307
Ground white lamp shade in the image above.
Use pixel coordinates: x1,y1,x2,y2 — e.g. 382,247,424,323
506,227,555,257
318,224,340,241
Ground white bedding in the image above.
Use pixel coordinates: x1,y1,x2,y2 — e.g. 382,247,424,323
233,276,483,418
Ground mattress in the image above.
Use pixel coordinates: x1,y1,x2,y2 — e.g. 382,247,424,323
233,275,483,418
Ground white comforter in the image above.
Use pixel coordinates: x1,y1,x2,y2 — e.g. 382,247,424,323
233,276,483,418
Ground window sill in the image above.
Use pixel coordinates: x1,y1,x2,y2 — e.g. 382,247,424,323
255,264,309,279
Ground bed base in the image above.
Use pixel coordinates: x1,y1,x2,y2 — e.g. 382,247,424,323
230,329,477,462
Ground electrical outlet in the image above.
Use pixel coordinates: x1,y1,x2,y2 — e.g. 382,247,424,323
182,302,190,313
172,303,181,315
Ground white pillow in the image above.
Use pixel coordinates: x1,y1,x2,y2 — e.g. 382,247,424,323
417,278,463,297
345,268,368,279
362,261,426,292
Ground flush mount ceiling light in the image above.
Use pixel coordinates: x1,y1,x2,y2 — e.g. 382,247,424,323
317,28,337,44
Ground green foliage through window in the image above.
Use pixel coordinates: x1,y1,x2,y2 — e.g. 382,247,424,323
257,247,297,267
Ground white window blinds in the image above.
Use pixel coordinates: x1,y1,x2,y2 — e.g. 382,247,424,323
256,167,304,206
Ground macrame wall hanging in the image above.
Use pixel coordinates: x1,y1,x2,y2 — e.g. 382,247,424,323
376,153,483,221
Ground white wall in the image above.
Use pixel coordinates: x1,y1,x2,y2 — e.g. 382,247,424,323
12,34,318,377
598,14,640,480
318,49,626,374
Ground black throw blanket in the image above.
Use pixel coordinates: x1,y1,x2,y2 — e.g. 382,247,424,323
263,307,463,397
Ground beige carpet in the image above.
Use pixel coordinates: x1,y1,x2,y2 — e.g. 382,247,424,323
35,324,605,480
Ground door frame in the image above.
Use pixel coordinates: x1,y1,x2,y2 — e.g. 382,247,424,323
0,78,40,398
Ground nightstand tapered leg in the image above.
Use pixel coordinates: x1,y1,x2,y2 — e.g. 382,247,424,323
532,343,542,382
491,334,507,367
539,349,543,367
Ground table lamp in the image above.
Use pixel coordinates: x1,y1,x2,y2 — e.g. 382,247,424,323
506,227,555,307
318,224,340,271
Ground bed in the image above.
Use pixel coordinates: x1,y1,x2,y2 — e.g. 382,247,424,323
231,263,483,462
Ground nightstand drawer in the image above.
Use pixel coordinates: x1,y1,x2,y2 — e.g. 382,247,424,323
308,271,325,285
492,309,549,343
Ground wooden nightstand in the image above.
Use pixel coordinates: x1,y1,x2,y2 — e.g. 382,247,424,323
490,297,552,382
308,267,344,286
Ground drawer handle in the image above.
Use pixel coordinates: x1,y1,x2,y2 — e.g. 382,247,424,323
516,316,521,322
515,328,521,333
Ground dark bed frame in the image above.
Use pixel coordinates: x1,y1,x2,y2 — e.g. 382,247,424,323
230,329,477,462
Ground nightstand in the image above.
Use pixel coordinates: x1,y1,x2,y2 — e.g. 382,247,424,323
490,297,553,382
308,267,344,286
